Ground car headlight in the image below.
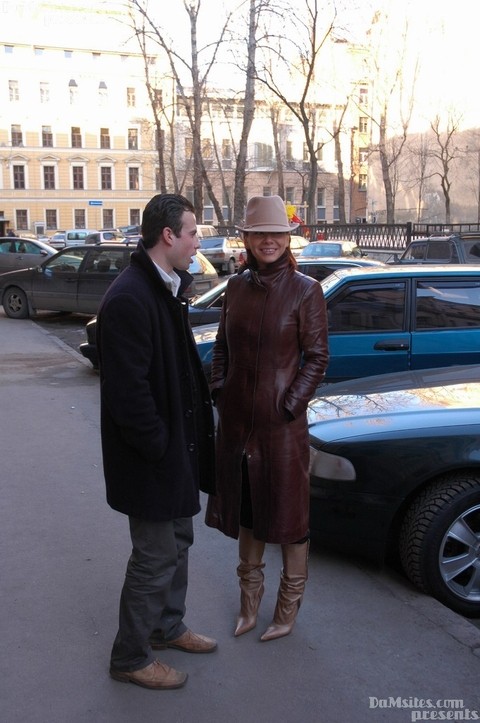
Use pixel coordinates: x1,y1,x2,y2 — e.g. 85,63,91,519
309,446,356,481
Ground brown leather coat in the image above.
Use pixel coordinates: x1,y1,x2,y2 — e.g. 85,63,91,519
205,254,329,543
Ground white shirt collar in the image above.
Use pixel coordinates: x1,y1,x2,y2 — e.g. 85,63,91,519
153,261,181,297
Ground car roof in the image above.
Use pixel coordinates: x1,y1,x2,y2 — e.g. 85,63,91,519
322,264,480,282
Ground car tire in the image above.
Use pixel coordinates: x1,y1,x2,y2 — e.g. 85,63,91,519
3,286,30,319
227,258,236,275
399,474,480,617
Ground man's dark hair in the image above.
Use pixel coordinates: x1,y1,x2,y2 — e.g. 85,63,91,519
141,193,195,249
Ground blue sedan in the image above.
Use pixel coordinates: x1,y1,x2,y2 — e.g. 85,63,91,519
194,265,480,381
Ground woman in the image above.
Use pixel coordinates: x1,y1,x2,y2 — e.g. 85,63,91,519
206,195,329,641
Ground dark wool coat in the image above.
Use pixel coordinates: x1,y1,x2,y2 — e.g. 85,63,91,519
97,242,215,522
205,253,329,544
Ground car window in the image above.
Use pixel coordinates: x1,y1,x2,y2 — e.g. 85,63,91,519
415,280,480,329
464,240,480,261
45,248,87,273
84,248,128,273
425,239,455,261
403,242,426,260
297,263,341,281
328,282,406,332
21,241,42,254
201,238,224,249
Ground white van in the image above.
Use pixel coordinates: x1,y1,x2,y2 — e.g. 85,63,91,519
49,229,97,250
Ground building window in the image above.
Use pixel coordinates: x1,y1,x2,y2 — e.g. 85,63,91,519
128,167,139,190
153,89,162,110
46,209,57,230
64,50,73,58
202,138,213,168
103,209,114,228
92,52,101,61
5,45,13,54
68,78,78,104
359,147,369,164
128,128,138,150
317,188,326,222
98,81,108,105
130,209,141,225
359,117,368,133
254,143,273,168
262,187,272,196
127,87,136,107
71,126,82,148
185,137,193,160
101,166,112,190
13,165,26,189
359,87,368,106
11,124,23,146
286,186,295,204
16,210,28,229
9,80,19,101
40,81,50,103
34,47,44,56
100,128,110,149
42,126,53,147
72,166,84,190
222,139,232,169
43,165,55,190
316,143,323,162
74,209,86,228
359,173,367,191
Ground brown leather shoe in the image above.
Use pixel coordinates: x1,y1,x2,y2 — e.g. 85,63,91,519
110,659,187,689
151,629,217,654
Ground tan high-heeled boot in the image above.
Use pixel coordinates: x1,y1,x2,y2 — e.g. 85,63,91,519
234,526,266,637
260,540,309,642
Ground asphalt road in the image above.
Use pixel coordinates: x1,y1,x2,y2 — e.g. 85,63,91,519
33,311,95,358
2,309,480,723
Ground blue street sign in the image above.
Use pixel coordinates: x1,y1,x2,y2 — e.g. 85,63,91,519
89,200,103,206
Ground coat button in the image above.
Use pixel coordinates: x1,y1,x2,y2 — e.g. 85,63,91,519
185,409,192,417
188,443,195,452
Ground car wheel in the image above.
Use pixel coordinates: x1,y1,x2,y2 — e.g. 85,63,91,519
228,258,236,275
3,286,30,319
399,474,480,617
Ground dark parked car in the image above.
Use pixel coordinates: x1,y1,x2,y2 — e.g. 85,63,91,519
0,236,55,275
394,233,480,264
0,243,218,319
307,363,480,617
193,264,480,381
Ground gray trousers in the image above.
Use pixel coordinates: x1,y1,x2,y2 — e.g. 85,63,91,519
110,516,193,671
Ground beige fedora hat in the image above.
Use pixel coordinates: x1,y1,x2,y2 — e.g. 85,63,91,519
238,195,299,232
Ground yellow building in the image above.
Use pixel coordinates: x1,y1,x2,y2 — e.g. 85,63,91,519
0,1,161,236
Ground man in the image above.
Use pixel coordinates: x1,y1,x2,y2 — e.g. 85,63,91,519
97,194,217,690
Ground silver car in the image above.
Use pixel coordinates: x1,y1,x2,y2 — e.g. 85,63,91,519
0,237,55,275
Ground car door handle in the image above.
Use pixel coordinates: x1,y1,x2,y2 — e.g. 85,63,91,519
374,341,410,351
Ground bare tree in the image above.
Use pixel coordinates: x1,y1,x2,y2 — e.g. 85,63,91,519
254,0,336,224
128,0,232,218
365,11,418,223
430,113,462,224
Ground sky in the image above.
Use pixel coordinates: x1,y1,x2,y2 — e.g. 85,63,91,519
1,0,478,133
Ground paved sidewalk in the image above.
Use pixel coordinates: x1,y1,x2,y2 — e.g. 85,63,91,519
1,311,480,723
